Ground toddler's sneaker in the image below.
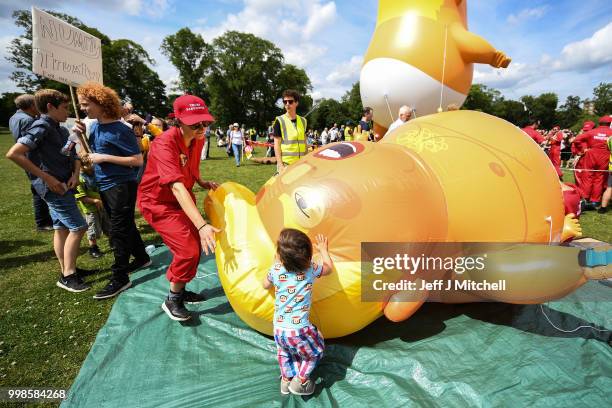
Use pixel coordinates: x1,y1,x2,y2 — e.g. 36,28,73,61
280,378,291,395
289,377,315,396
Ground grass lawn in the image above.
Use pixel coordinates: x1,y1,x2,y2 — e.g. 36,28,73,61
0,126,609,402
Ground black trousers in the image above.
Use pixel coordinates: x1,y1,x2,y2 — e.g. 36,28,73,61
31,184,52,227
100,181,147,282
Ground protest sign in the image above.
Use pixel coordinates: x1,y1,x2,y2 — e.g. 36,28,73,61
31,7,103,86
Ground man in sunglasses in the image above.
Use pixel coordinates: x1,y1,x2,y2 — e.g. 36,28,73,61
137,95,221,321
272,89,307,173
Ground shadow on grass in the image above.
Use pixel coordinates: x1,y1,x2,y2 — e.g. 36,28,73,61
0,239,47,256
0,248,57,269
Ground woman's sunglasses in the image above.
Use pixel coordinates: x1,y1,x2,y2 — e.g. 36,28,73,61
283,99,295,105
188,121,211,130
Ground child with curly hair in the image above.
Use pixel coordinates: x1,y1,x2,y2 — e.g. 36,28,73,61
262,228,333,396
74,82,150,300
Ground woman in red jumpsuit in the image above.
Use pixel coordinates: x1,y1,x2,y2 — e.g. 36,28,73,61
138,95,220,321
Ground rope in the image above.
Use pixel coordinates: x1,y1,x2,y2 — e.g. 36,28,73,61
540,304,610,334
438,24,449,112
383,94,394,124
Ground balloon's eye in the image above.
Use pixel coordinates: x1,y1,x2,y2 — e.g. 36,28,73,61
295,191,310,218
314,142,364,160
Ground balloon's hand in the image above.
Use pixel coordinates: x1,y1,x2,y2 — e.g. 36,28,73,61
561,213,582,242
492,51,511,68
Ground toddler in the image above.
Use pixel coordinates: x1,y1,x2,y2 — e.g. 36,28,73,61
262,229,333,396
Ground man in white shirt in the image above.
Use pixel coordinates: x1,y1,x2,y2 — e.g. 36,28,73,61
384,105,413,138
321,127,329,145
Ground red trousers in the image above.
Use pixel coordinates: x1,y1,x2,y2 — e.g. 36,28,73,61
573,156,588,198
581,149,609,203
562,183,581,218
548,146,562,178
139,201,201,283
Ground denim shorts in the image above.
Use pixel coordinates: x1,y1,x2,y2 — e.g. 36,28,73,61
44,190,87,232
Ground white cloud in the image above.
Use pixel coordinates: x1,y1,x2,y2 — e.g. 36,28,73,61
194,0,338,96
507,6,549,25
552,22,612,72
474,22,612,94
118,0,172,19
473,62,538,90
303,2,336,40
326,55,362,83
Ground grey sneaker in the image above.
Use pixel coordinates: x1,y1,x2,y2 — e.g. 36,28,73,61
289,377,315,395
280,378,291,395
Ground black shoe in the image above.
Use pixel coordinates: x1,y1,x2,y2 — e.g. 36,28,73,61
56,274,90,293
93,279,132,300
36,225,54,232
88,245,103,258
597,206,608,214
128,256,152,273
580,199,594,211
161,298,192,321
183,290,206,304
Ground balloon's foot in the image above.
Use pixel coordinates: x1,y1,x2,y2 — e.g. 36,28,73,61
570,239,612,280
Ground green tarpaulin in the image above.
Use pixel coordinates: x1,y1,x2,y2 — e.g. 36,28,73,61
62,246,611,407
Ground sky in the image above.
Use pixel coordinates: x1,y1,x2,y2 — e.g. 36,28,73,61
0,0,611,104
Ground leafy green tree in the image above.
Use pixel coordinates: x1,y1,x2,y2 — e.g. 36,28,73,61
160,28,212,98
195,31,312,129
592,82,611,116
497,99,530,127
309,98,349,130
277,64,313,117
104,40,168,116
463,84,500,114
521,93,558,129
556,95,582,129
341,82,363,122
0,92,22,126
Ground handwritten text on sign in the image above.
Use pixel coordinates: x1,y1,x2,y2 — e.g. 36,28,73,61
31,7,103,86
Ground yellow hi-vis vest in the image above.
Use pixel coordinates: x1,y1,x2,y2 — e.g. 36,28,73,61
276,114,307,165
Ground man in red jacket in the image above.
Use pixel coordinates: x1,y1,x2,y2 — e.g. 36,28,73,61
522,121,545,144
573,116,612,208
571,120,595,198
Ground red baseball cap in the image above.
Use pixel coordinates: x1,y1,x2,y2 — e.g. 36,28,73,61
173,95,215,125
582,120,595,131
598,115,612,125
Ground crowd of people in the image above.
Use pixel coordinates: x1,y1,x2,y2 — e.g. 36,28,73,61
6,86,331,395
522,117,612,214
5,85,610,396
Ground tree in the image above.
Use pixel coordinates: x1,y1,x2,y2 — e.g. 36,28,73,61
309,98,349,130
0,92,22,127
160,28,212,97
277,64,313,117
463,84,500,114
592,82,611,116
557,95,582,129
104,40,168,116
341,82,363,122
497,99,530,127
198,31,311,129
521,93,558,129
6,10,167,116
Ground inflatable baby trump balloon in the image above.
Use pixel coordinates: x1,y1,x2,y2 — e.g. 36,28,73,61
204,111,605,339
360,0,511,131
